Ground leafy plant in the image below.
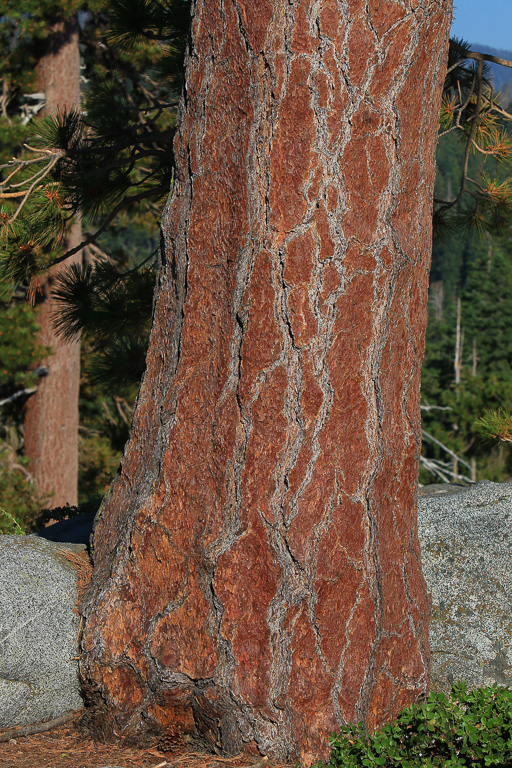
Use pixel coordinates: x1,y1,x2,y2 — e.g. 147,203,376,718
0,506,26,534
0,447,46,533
317,683,512,768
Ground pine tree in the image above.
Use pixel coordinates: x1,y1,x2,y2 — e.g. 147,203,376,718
0,0,188,509
3,1,512,758
21,14,83,508
77,1,451,763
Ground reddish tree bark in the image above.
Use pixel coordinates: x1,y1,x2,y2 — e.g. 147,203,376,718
80,1,452,763
24,18,81,508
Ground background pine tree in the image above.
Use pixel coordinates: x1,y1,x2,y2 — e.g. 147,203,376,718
0,0,188,529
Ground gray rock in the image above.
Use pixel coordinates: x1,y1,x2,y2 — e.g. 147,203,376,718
418,479,512,693
0,535,85,727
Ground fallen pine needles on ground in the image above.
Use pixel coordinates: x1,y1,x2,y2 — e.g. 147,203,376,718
0,716,294,768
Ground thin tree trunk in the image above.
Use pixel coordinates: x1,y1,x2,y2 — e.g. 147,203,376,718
454,295,462,385
431,280,444,321
80,1,452,763
24,18,81,508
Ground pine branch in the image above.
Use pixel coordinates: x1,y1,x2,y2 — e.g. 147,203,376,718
475,409,512,443
38,183,168,269
422,429,474,472
436,42,512,234
451,41,512,71
1,152,63,224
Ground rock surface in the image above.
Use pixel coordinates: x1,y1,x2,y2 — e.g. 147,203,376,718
0,535,85,727
418,480,512,694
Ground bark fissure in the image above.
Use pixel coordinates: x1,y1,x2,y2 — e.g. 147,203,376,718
81,1,452,763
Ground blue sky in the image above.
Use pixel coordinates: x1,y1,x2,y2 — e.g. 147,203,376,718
451,1,512,51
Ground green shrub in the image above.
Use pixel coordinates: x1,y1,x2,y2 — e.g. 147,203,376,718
318,682,512,767
0,506,26,534
0,446,47,533
0,293,48,393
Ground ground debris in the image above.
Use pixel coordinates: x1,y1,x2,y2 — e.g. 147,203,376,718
0,719,295,768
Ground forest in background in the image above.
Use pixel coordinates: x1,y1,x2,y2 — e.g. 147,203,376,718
422,48,512,485
1,21,512,531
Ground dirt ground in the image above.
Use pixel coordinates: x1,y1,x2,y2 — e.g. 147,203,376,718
0,713,290,768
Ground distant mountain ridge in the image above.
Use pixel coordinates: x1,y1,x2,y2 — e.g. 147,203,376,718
468,43,512,94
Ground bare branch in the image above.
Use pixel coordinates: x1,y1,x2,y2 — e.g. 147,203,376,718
0,712,77,743
451,40,512,70
420,403,452,412
0,387,37,407
422,429,474,472
420,455,474,484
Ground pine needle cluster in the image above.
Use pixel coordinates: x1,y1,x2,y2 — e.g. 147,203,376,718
475,409,512,444
52,257,156,394
436,38,512,238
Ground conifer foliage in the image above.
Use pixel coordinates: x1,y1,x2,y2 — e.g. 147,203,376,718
420,41,512,482
0,0,188,526
436,39,512,237
0,0,189,390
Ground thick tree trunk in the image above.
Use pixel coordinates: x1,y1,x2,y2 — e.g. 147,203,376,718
81,1,452,763
24,19,81,508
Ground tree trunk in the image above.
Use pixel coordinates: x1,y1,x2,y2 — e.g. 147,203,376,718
80,1,452,763
454,295,462,385
24,18,81,508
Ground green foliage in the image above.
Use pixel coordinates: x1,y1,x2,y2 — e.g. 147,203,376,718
0,0,174,514
0,447,47,533
0,287,48,393
0,507,26,534
435,40,512,239
317,683,512,768
0,1,105,119
0,121,28,165
422,241,512,484
52,257,154,393
424,69,512,483
0,0,189,292
0,0,186,393
0,285,48,534
475,409,512,444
